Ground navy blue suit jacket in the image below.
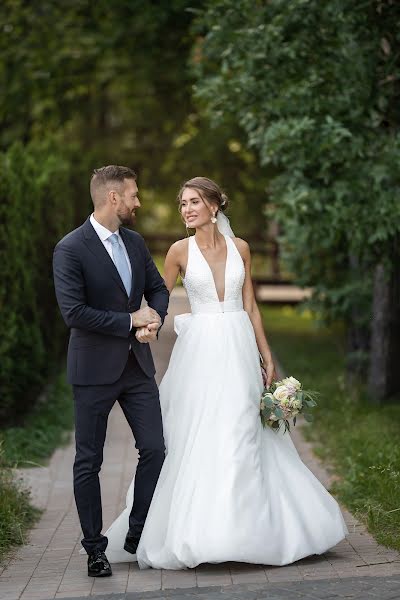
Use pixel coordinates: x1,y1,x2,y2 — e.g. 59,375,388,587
53,217,169,385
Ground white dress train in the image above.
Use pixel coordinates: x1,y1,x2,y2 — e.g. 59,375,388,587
104,234,348,569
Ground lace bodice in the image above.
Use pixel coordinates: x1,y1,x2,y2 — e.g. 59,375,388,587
183,235,245,314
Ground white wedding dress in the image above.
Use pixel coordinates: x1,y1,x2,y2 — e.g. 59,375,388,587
104,233,348,569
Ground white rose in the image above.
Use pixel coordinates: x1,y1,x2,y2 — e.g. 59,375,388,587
273,385,289,402
288,376,301,390
281,379,297,396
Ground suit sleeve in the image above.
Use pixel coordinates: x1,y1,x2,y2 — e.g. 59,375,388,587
53,243,131,337
142,241,169,327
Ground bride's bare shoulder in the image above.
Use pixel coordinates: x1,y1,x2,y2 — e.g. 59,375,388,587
168,238,189,254
166,238,189,265
232,237,250,259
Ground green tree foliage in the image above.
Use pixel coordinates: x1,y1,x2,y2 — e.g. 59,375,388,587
193,0,400,397
0,1,191,142
0,0,270,229
0,1,200,207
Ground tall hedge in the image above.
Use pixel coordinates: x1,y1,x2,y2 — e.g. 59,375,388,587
0,140,76,425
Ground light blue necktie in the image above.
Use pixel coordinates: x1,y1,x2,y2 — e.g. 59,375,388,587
109,234,131,296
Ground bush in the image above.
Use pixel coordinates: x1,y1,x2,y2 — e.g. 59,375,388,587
0,139,76,425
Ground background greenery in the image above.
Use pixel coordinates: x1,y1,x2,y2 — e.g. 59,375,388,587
0,140,76,423
193,0,400,400
0,0,271,426
3,1,398,423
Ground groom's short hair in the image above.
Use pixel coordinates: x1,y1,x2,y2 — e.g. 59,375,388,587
90,165,137,206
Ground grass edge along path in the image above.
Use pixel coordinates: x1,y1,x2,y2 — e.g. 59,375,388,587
0,370,73,467
261,305,400,553
0,447,41,564
0,370,73,564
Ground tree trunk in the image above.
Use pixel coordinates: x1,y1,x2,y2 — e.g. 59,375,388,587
368,248,400,403
346,255,370,382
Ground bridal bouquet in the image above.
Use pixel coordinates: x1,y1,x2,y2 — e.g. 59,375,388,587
260,376,318,433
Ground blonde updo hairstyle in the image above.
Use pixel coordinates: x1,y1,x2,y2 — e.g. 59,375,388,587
177,177,229,218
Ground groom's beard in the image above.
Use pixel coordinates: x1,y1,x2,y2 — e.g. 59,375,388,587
118,207,136,227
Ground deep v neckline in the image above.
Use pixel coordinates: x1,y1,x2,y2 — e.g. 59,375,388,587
193,234,228,303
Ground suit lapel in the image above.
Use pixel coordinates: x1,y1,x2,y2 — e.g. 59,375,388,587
120,228,136,300
82,218,127,296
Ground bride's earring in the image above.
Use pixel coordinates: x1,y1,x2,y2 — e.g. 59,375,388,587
211,212,217,224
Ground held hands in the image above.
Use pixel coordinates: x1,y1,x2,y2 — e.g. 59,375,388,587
135,322,160,344
131,307,161,328
131,307,161,344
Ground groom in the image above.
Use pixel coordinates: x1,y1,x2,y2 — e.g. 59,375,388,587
53,165,169,577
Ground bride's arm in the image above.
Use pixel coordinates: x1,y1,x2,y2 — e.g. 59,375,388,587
135,241,185,343
235,238,276,386
163,241,186,293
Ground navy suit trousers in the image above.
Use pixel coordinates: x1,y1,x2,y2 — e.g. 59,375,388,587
73,351,165,554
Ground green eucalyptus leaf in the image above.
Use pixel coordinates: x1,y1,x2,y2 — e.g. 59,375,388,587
262,396,275,408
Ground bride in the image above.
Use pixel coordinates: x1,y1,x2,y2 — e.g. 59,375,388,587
104,176,348,569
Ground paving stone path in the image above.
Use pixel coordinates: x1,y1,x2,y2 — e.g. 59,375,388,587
1,290,399,600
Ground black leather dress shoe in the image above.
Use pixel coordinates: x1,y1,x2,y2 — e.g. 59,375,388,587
124,530,140,554
87,550,112,577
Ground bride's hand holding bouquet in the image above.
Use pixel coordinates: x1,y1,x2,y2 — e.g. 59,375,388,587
260,375,318,433
261,359,276,389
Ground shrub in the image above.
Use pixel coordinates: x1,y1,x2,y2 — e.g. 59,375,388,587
0,139,75,424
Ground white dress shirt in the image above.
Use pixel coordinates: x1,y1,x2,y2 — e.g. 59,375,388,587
90,213,132,276
90,214,133,331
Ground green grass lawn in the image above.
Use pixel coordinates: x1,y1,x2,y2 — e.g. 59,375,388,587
0,370,73,563
261,305,400,551
0,371,73,467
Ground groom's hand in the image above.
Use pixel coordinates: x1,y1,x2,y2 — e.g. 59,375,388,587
135,322,160,344
131,307,161,328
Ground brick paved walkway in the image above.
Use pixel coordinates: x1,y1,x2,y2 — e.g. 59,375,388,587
1,290,399,600
15,575,400,600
